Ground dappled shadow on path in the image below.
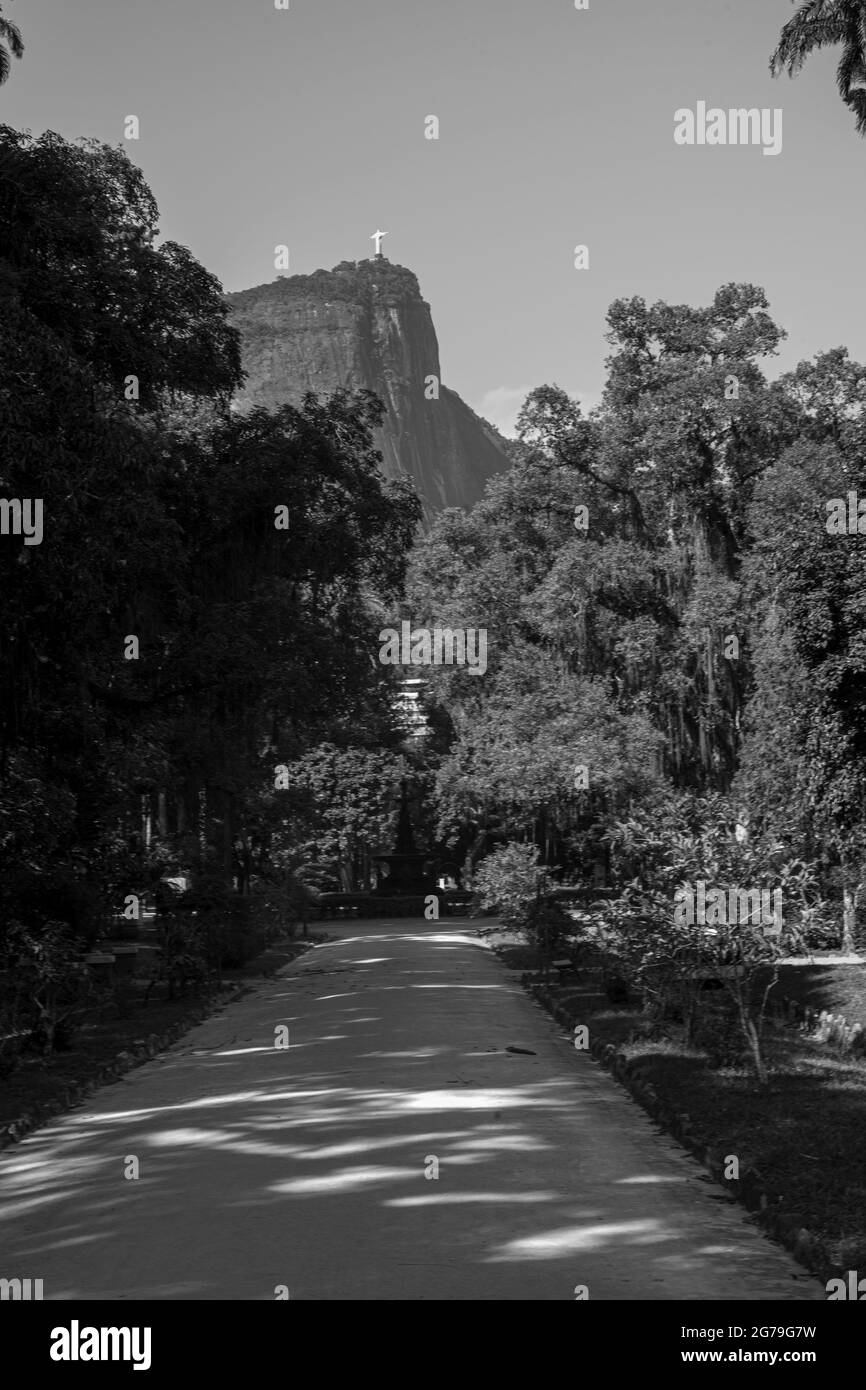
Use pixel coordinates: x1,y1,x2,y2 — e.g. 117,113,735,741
0,923,822,1300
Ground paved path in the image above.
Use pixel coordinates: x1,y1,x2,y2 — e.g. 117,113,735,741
0,920,823,1300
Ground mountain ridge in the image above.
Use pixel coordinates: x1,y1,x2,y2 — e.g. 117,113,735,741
225,258,512,522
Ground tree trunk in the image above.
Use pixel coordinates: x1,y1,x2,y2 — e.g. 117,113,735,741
842,884,857,954
734,989,767,1085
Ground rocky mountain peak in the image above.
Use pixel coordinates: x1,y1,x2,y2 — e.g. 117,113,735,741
225,259,510,524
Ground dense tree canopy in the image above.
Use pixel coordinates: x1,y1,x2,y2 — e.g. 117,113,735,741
408,291,866,905
0,128,421,939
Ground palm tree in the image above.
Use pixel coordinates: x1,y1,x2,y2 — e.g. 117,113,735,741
770,1,866,135
0,2,23,85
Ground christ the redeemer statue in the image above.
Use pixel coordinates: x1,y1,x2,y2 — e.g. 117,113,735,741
371,229,388,257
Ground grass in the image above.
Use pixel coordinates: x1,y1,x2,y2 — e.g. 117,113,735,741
487,926,866,1274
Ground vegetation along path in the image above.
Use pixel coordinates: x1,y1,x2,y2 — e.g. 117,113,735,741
0,919,823,1301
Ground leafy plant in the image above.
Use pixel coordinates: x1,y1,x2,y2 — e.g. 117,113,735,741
145,916,212,1002
597,795,820,1083
470,841,545,928
1,919,91,1058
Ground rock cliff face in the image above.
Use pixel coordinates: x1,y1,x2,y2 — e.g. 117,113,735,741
225,259,510,523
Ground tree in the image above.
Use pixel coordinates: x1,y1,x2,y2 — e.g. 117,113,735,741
740,413,866,948
407,286,794,876
0,3,23,85
770,1,866,135
260,745,409,893
0,126,422,962
600,793,815,1084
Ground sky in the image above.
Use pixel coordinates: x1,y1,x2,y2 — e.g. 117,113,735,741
3,0,866,435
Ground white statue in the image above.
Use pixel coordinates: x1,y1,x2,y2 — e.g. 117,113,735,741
371,229,388,256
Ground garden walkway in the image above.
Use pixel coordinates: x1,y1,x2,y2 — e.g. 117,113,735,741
0,919,824,1300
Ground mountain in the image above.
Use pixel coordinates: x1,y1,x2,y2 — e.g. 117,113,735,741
224,258,511,523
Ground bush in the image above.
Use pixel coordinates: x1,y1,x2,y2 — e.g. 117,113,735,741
145,915,212,999
1,919,92,1058
690,995,746,1069
798,903,842,953
599,795,823,1083
12,870,106,950
470,842,574,958
470,842,544,929
525,896,572,956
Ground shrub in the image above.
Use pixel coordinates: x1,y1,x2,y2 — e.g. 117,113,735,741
1,919,92,1057
598,794,823,1083
525,896,572,957
690,994,746,1068
471,842,574,958
470,842,544,929
145,915,212,1000
798,902,842,953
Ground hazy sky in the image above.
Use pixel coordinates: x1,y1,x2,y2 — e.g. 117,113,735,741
3,0,865,434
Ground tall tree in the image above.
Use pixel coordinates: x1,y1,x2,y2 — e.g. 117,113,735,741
0,126,421,938
771,1,866,135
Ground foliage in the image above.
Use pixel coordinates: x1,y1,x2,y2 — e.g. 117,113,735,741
0,3,23,85
5,108,866,1098
771,1,866,137
408,286,802,872
260,745,409,892
470,841,545,927
0,919,92,1060
145,916,213,1002
596,795,819,1082
0,126,421,950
